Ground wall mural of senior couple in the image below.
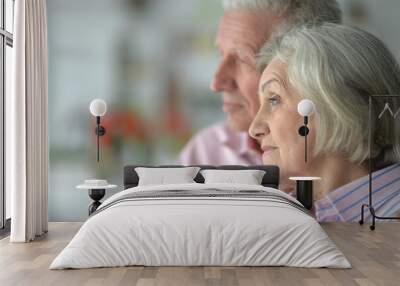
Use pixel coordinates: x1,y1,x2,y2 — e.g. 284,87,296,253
48,0,400,221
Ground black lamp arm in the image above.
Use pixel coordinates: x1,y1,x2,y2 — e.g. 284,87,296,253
297,116,309,162
95,116,106,136
94,116,106,162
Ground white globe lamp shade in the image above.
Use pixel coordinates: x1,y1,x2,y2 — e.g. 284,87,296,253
297,99,315,117
90,99,107,117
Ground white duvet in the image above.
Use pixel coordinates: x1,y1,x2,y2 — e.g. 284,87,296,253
50,183,351,269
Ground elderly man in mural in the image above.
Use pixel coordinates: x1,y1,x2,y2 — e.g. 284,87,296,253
179,0,342,165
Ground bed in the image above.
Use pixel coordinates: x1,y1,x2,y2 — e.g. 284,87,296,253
50,165,350,269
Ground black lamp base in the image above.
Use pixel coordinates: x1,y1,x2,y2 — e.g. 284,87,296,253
88,189,105,215
296,180,313,210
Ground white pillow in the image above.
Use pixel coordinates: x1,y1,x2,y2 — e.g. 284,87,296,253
200,169,266,185
135,167,200,186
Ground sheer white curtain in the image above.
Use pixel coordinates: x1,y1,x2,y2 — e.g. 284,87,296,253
6,0,49,242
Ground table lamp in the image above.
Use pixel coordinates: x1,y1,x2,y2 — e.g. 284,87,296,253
293,99,320,210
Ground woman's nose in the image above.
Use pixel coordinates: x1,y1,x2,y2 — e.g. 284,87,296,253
249,109,269,140
210,57,236,92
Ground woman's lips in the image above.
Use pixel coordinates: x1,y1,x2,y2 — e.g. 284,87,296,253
262,146,278,156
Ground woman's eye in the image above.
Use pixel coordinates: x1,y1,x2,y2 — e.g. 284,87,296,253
267,95,281,106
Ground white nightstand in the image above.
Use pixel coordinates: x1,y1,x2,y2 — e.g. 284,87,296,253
77,180,117,215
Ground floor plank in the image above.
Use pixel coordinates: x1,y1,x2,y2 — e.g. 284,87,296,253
0,222,399,286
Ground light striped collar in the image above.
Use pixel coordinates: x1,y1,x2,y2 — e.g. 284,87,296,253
314,163,400,222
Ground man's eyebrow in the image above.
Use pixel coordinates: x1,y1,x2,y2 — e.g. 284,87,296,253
233,47,256,66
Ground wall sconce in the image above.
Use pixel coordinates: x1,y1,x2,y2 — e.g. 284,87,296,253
297,99,315,162
89,99,107,162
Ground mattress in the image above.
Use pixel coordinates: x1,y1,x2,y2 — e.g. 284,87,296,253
50,183,351,269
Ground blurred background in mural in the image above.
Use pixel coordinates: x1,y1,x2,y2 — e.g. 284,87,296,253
47,0,400,221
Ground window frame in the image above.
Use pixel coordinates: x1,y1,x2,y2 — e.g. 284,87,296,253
0,0,14,232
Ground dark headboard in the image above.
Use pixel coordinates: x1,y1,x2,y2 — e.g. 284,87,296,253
123,165,279,189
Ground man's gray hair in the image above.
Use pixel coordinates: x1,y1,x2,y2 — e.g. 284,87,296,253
257,23,400,168
223,0,342,32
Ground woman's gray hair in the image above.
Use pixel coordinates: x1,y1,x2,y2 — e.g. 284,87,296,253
257,23,400,167
223,0,342,33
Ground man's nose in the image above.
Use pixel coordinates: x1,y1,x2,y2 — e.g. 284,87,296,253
210,57,236,92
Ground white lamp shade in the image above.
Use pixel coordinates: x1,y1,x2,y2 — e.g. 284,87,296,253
89,99,107,117
297,99,315,117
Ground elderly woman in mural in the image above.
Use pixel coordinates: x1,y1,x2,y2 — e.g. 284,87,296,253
249,23,400,221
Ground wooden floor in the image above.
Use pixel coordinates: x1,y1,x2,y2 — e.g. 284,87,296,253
0,222,399,286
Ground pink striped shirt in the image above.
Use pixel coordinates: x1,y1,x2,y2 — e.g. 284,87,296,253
179,121,262,166
315,163,400,222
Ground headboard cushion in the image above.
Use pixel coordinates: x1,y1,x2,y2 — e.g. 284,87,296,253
123,165,279,189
